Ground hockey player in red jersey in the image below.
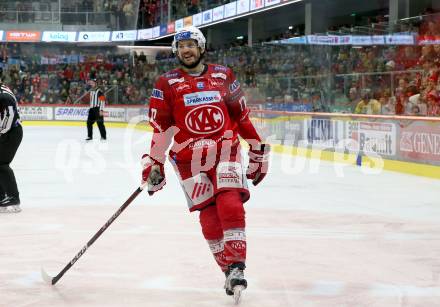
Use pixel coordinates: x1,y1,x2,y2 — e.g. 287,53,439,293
141,26,270,302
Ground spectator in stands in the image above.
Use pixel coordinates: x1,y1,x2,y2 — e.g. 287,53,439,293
396,46,420,70
354,89,381,114
410,93,427,115
347,87,359,111
123,0,135,29
418,45,435,67
32,89,42,104
403,84,419,114
427,90,440,116
20,88,32,104
385,60,396,71
138,51,147,63
244,65,256,87
380,90,395,115
109,0,120,28
394,90,406,115
31,73,41,92
174,2,187,18
187,0,200,15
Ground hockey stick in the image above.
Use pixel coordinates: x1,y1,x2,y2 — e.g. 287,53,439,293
41,186,144,285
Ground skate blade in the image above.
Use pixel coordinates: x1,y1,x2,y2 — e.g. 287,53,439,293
233,285,245,305
0,205,21,213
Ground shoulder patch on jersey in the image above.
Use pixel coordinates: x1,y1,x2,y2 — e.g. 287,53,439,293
229,79,241,94
213,65,228,72
211,73,227,80
168,77,185,85
165,72,179,78
151,88,164,100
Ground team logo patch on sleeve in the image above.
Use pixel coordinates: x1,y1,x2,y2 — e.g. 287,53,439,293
229,79,241,94
165,72,179,78
168,77,185,85
151,88,164,100
214,65,227,72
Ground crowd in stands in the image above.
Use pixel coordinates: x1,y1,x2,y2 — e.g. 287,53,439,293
0,0,137,30
138,0,235,28
0,44,155,105
0,5,439,117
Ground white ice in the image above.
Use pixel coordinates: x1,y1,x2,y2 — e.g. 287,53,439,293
1,125,440,307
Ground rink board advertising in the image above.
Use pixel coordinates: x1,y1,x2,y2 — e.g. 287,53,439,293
22,105,145,123
21,105,440,166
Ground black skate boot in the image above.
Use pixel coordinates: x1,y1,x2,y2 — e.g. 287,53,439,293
0,194,7,203
0,196,21,213
224,262,247,304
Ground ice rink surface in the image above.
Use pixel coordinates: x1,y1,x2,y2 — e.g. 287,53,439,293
1,125,440,307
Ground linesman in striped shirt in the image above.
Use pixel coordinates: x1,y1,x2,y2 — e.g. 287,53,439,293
0,82,23,213
86,78,107,141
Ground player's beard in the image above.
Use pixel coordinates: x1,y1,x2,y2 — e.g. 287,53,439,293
178,52,205,69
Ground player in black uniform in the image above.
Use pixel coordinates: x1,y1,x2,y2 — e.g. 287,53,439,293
0,83,23,213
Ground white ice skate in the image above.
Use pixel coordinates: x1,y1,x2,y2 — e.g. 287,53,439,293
224,262,247,305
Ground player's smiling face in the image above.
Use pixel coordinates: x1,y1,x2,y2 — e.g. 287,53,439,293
177,39,201,68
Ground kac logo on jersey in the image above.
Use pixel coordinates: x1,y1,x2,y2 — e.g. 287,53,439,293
185,105,224,134
183,91,221,106
229,80,240,94
196,82,205,89
151,88,163,100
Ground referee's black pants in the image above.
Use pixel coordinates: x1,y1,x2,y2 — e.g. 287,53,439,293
87,107,106,139
0,124,23,199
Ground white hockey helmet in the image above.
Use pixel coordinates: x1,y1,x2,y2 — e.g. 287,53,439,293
172,26,206,54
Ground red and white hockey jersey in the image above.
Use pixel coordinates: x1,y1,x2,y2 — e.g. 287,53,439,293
148,64,261,165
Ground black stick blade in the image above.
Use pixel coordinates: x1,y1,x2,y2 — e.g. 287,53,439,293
41,268,55,285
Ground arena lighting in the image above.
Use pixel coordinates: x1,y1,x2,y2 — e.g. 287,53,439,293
149,0,304,40
236,36,244,40
289,26,293,30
